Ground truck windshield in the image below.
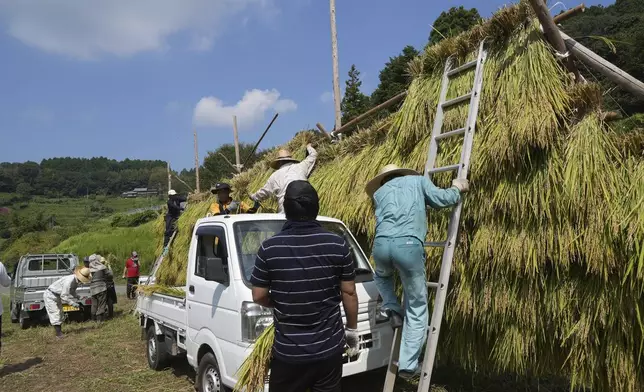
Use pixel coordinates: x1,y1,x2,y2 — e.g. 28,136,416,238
233,220,373,282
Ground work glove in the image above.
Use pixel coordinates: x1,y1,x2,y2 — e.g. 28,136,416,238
345,328,359,357
452,178,470,193
228,201,240,213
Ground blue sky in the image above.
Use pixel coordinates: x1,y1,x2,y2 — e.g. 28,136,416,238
0,0,614,170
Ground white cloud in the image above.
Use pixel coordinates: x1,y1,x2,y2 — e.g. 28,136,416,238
320,91,334,104
0,0,277,59
193,89,296,129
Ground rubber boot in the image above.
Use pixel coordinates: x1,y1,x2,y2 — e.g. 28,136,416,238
54,325,64,339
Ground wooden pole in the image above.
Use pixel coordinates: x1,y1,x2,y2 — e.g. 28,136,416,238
332,91,407,136
232,115,242,172
553,4,585,24
528,0,580,79
559,30,644,99
166,162,172,193
329,0,342,131
316,123,332,140
193,128,200,193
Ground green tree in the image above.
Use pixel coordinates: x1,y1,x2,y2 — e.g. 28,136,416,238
370,46,419,114
340,64,371,125
201,143,266,190
561,0,644,113
429,6,481,45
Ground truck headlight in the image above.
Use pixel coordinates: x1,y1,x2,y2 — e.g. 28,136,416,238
375,297,389,325
241,301,273,342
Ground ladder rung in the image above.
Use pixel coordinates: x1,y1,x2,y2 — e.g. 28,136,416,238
447,59,478,77
427,164,461,175
424,241,446,247
427,282,439,289
442,92,473,109
435,127,466,141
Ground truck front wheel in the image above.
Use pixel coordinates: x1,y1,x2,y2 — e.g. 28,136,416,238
146,327,170,370
196,352,230,392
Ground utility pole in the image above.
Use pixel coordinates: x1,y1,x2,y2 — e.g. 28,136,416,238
232,115,242,173
167,161,172,192
193,128,200,193
329,0,342,132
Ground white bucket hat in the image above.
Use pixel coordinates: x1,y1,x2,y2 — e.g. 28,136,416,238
168,189,177,196
365,164,420,198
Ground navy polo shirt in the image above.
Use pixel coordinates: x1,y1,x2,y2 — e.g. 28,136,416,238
250,220,356,363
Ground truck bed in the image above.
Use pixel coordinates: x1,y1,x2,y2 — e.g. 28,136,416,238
136,288,186,332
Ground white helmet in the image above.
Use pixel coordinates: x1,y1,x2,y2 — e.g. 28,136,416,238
168,189,177,196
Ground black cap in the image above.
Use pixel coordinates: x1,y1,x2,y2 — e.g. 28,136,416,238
211,183,231,193
284,181,319,221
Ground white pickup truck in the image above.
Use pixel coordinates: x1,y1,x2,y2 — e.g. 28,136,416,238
136,213,393,391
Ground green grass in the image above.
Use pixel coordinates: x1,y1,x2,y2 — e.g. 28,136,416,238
50,221,158,273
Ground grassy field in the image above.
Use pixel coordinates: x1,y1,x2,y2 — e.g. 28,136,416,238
0,293,573,392
51,221,158,272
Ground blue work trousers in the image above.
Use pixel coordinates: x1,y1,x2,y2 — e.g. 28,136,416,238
373,236,427,372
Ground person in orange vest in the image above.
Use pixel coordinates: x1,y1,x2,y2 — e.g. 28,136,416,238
207,183,257,216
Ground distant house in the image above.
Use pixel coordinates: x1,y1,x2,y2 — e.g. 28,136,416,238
121,188,159,198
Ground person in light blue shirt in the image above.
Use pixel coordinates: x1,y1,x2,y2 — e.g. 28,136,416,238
365,164,469,380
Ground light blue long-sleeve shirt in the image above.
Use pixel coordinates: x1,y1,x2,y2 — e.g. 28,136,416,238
373,175,461,244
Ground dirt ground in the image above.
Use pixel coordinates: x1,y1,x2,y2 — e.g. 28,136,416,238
0,296,421,392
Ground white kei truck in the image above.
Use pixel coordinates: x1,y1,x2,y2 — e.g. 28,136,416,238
136,213,394,392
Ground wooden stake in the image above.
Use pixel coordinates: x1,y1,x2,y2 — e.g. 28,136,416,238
559,30,644,99
329,0,342,131
529,0,580,79
232,115,242,173
193,128,200,193
553,4,585,24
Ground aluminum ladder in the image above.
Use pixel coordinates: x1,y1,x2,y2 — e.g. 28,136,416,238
382,40,487,392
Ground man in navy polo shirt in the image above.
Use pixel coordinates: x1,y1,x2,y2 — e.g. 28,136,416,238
250,180,359,392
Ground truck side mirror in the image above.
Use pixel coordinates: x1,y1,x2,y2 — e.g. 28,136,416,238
203,257,228,284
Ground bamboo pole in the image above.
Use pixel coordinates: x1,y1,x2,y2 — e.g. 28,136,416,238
558,30,644,99
232,115,242,172
242,113,279,170
332,91,407,136
529,0,580,79
329,0,342,131
166,162,172,193
553,4,585,24
193,128,200,193
315,123,332,140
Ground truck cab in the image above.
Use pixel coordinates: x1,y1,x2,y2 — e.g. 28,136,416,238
9,253,92,328
137,214,393,391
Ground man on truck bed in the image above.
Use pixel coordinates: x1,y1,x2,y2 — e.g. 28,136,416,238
0,260,11,353
250,180,359,392
206,182,256,216
44,266,92,339
164,189,186,247
365,164,469,380
249,144,317,213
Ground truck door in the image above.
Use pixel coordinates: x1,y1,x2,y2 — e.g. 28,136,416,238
186,224,239,350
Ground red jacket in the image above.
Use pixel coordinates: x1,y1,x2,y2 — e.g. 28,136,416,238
125,258,140,278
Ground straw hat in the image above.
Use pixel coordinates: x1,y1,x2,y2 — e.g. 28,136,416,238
270,149,299,170
365,164,420,198
74,266,92,284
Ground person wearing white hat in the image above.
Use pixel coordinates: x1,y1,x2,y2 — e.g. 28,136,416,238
164,189,186,247
365,164,469,380
44,266,92,338
249,144,318,213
